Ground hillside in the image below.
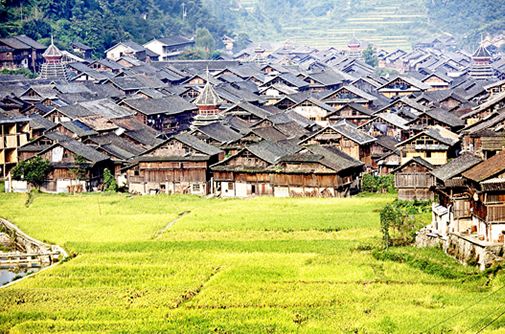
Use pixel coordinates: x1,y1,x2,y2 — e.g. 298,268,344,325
206,0,505,51
0,0,228,56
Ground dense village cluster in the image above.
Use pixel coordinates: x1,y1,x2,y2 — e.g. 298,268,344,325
0,33,505,247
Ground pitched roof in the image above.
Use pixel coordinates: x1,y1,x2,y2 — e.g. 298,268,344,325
173,133,223,156
194,122,242,143
432,152,482,182
194,81,223,106
473,45,491,58
463,150,505,183
247,140,300,164
393,156,434,173
331,122,376,145
122,96,197,116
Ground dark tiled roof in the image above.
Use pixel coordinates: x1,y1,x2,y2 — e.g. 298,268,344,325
332,122,376,145
174,133,223,156
432,152,482,182
194,122,242,143
122,96,197,116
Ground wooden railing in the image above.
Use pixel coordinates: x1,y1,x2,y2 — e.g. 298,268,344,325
395,173,434,188
487,204,505,223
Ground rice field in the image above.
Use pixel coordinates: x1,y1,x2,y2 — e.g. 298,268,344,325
236,0,429,50
0,193,504,333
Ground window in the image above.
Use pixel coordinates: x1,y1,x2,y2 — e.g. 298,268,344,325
228,182,234,190
426,151,432,158
192,184,201,192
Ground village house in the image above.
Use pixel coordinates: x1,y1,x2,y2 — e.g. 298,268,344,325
327,103,375,127
299,122,376,167
0,35,46,72
120,96,197,134
321,85,378,109
461,151,505,243
126,133,223,195
31,138,112,193
378,76,431,98
430,152,483,238
289,97,336,126
393,157,435,200
211,140,364,198
143,36,195,61
396,125,460,166
358,113,411,142
0,111,30,179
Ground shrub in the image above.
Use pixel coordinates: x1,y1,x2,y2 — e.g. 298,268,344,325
379,200,430,248
11,157,51,189
103,168,118,192
362,174,396,193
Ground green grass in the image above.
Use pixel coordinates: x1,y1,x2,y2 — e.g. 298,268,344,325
0,192,504,333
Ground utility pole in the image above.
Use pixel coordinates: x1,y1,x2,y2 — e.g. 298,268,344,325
182,3,187,21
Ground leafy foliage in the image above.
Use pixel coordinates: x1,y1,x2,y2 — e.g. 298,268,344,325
11,157,51,188
379,199,431,247
362,174,395,194
362,44,378,67
0,0,228,56
103,168,117,192
426,0,505,47
0,68,37,78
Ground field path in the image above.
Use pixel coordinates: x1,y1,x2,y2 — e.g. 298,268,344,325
152,210,191,239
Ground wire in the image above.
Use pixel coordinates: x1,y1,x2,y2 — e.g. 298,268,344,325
425,284,505,332
466,304,505,333
474,308,505,334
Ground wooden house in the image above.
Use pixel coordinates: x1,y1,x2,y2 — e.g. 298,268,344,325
299,123,376,166
393,157,435,200
120,96,197,134
289,97,336,126
0,112,30,178
35,139,112,193
430,153,482,238
126,133,223,195
105,41,147,62
321,86,377,109
0,35,46,72
211,140,363,198
358,113,410,142
378,76,431,98
421,72,452,91
396,125,460,166
461,151,505,242
327,103,375,127
406,108,465,133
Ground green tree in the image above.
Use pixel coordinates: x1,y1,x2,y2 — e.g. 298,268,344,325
234,32,251,52
195,27,215,51
11,157,51,189
363,44,378,67
103,168,117,192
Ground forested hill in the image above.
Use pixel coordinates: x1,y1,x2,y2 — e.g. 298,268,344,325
0,0,227,55
1,0,505,56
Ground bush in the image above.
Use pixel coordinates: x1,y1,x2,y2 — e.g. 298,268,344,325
379,200,431,248
103,168,117,192
362,174,395,193
11,157,51,189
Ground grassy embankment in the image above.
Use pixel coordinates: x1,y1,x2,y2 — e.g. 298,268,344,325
0,192,502,333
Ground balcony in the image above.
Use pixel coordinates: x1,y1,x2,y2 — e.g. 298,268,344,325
487,204,505,223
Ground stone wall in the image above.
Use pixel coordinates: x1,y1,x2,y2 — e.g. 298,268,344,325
416,226,505,270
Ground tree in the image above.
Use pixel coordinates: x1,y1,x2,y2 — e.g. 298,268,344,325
103,168,117,192
11,157,51,189
363,44,378,67
195,27,215,52
234,32,251,52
